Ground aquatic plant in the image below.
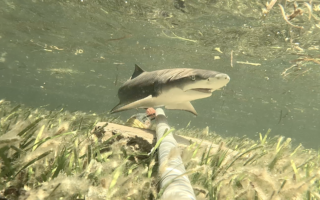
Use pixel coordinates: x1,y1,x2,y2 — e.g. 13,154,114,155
178,127,320,200
0,100,158,200
1,100,320,200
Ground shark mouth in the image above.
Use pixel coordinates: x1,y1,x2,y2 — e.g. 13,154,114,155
190,88,213,93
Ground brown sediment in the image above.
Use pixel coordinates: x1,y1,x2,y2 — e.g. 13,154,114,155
291,56,320,65
304,2,313,20
279,4,304,29
287,2,303,21
266,0,278,12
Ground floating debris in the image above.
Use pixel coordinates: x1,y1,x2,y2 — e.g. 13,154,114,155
37,68,83,76
161,30,197,43
236,61,261,66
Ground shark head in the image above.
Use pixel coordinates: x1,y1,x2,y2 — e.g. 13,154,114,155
174,69,230,97
110,65,230,115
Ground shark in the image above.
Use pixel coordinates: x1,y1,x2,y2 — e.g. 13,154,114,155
110,64,230,115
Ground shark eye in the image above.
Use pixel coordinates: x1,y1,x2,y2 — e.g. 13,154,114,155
191,75,196,80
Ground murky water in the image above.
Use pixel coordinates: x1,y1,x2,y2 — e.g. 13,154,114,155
0,0,319,148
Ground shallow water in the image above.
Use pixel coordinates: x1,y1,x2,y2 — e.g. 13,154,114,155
0,0,319,148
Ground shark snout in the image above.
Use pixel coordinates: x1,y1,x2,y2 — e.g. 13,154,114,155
215,73,230,81
207,73,230,90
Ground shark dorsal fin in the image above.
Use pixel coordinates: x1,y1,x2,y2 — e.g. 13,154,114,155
131,64,145,79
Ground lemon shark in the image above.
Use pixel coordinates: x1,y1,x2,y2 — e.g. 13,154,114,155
110,64,230,115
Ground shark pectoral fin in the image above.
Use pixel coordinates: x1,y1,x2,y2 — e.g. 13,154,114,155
110,95,153,113
165,102,198,116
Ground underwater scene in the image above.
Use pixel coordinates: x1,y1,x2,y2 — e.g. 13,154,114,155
0,0,320,199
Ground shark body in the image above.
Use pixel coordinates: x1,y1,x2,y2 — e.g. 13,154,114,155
110,64,230,115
